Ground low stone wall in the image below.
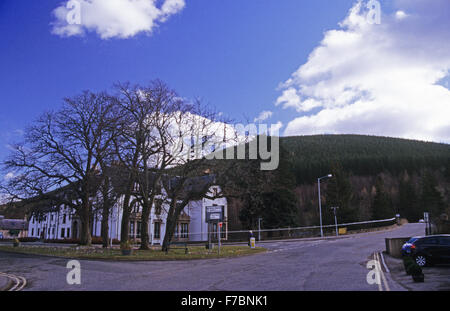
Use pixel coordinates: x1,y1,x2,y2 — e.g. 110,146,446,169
385,237,411,258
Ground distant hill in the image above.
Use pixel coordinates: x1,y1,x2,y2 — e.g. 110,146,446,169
280,135,450,184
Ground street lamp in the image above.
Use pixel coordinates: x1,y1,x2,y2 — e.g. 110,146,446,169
330,206,339,237
318,174,332,237
257,217,263,241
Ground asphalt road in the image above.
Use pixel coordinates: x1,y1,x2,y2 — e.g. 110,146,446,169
0,223,425,291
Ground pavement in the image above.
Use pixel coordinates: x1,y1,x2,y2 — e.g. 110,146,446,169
0,223,430,291
384,254,450,291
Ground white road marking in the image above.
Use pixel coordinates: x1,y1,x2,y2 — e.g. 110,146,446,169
374,252,390,291
0,271,27,291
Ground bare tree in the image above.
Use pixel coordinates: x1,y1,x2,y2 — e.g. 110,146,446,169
112,80,188,249
160,103,235,252
1,91,120,245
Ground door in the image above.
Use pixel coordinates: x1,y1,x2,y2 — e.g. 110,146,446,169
418,237,440,262
438,237,450,263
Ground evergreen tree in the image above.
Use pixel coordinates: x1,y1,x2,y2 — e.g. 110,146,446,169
398,176,420,221
234,137,298,229
325,162,356,224
372,176,394,220
421,170,445,218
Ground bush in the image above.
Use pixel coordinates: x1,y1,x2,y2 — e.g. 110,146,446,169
403,256,416,274
406,262,422,276
18,237,39,243
43,237,120,245
44,238,80,244
120,240,133,250
91,236,120,245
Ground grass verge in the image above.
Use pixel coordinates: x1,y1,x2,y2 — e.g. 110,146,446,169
0,245,266,261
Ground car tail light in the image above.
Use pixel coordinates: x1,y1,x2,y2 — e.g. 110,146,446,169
411,244,416,250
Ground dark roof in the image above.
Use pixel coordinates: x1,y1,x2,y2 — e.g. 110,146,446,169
0,219,28,230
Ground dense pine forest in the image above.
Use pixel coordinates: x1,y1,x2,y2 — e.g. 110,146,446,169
226,135,450,230
2,134,449,231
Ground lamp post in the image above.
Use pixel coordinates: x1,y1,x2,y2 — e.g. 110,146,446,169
318,174,332,237
330,206,339,236
257,217,262,241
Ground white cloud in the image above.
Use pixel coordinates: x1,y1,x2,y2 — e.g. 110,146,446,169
4,172,14,180
269,121,283,136
276,0,450,143
254,110,273,122
51,0,185,39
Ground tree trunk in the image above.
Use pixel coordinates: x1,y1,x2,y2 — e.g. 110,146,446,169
162,201,181,252
80,214,92,246
100,178,111,248
79,200,92,246
101,204,109,248
121,200,131,243
140,201,151,250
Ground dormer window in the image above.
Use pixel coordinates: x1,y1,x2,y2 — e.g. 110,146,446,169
133,182,140,193
155,199,162,215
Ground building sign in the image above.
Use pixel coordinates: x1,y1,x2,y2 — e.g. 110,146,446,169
206,206,224,222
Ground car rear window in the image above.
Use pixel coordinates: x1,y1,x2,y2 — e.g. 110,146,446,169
415,237,439,245
407,237,419,243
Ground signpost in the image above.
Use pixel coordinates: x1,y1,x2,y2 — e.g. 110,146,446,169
206,206,224,251
218,222,222,255
424,212,430,235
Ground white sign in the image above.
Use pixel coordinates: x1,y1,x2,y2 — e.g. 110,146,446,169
210,213,221,220
207,206,222,213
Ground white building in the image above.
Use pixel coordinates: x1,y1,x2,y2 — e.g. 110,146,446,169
27,178,227,245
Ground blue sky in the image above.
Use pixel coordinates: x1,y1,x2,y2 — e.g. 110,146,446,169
0,0,449,167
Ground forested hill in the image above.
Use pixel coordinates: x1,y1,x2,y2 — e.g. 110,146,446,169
280,135,450,184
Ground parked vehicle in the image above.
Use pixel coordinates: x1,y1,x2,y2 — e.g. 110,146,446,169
402,235,450,267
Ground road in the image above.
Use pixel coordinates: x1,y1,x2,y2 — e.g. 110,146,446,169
0,223,425,291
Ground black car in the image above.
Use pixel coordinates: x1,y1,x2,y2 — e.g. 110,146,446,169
401,235,450,267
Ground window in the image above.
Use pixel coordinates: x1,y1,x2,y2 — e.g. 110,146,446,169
154,222,161,239
136,221,141,238
181,223,189,239
67,229,70,238
61,228,65,238
133,182,140,193
129,222,135,237
52,228,55,235
422,237,439,245
31,228,34,236
439,237,450,246
155,199,162,215
62,214,66,224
